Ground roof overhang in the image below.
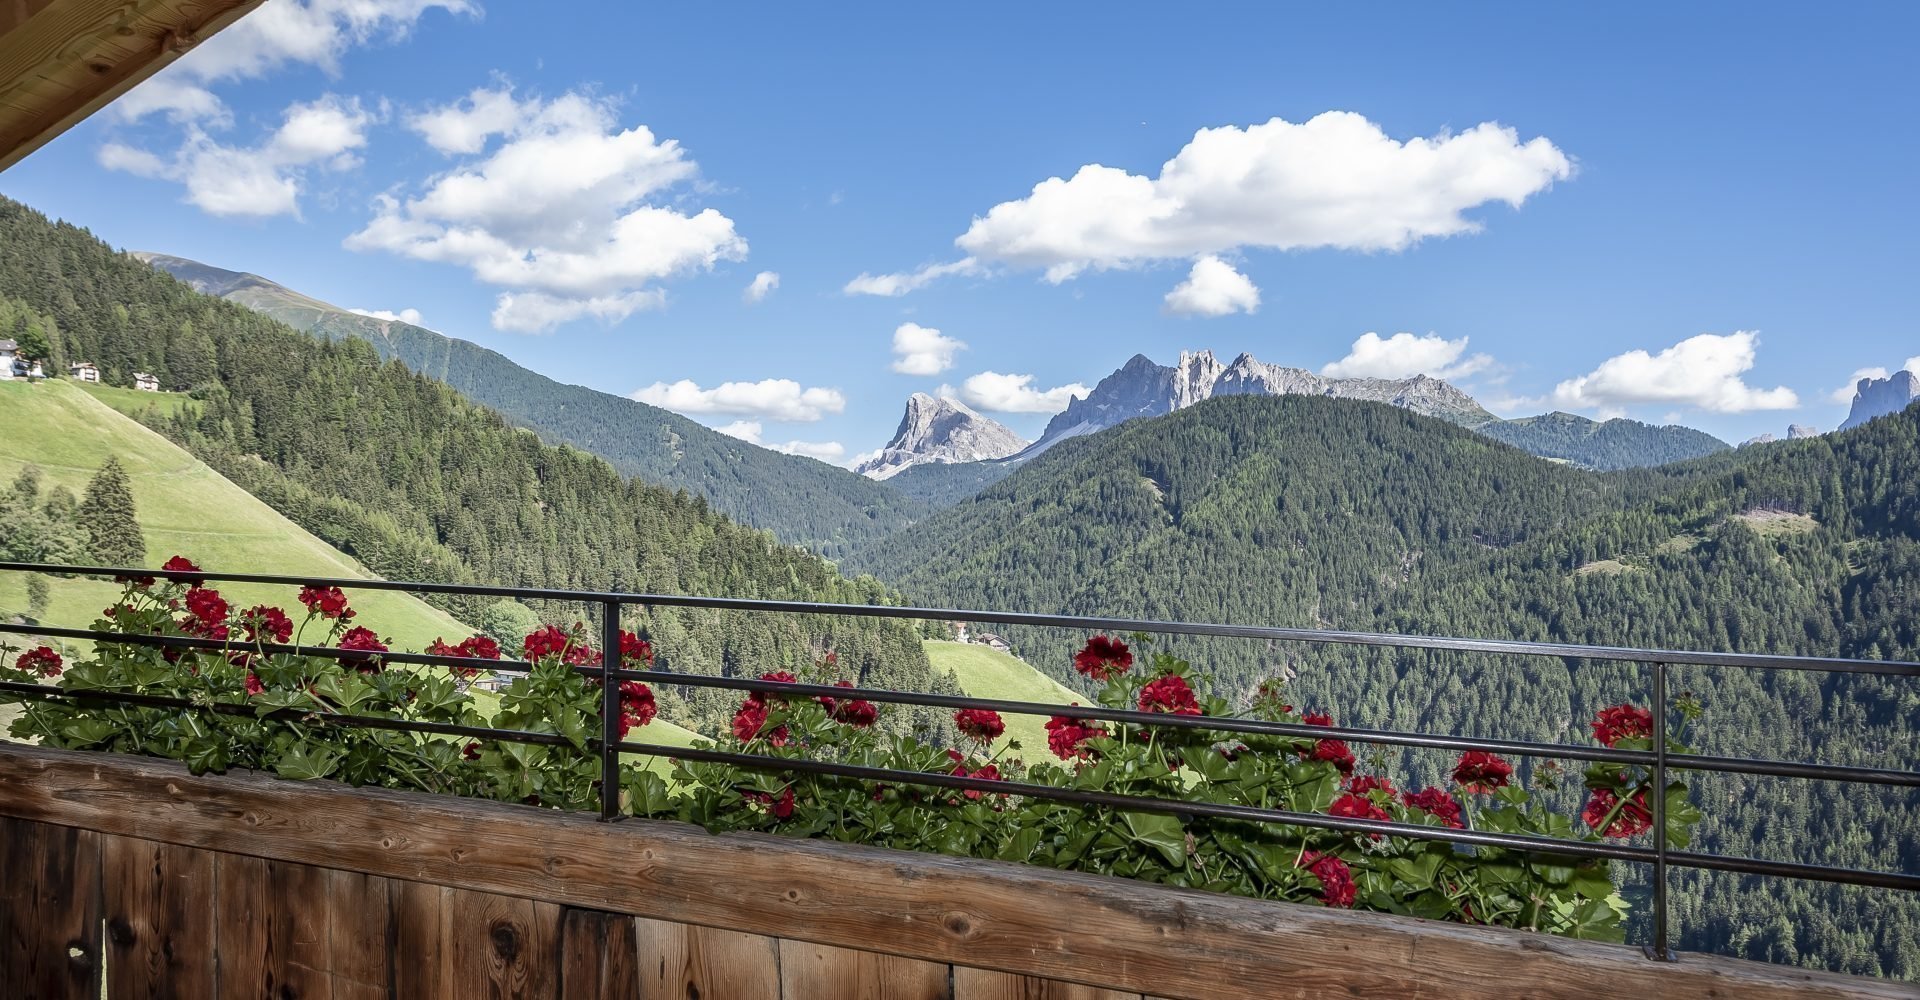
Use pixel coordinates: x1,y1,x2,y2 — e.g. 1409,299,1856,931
0,0,264,172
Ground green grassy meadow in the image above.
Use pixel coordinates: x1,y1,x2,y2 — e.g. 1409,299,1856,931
924,639,1083,761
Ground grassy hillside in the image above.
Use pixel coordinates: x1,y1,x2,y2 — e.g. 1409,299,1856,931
924,640,1080,757
0,379,466,649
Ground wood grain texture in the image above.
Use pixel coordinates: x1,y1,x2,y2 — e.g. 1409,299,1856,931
559,907,640,999
634,915,782,1000
0,815,101,998
0,0,267,170
955,967,1143,1000
779,938,951,1000
103,832,215,998
0,745,1906,1000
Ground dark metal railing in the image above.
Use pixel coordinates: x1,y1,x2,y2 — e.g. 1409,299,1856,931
2,561,1916,964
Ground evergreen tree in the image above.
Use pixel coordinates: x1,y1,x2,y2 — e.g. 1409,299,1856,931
77,458,143,566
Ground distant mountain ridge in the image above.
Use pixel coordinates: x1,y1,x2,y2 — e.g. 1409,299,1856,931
132,252,924,558
1839,369,1918,431
854,393,1026,480
1476,412,1730,469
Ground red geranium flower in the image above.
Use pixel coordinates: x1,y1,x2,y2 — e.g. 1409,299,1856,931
521,624,574,662
297,585,354,620
1590,703,1655,748
1302,711,1334,727
1329,791,1391,824
1045,712,1106,760
1300,851,1356,909
184,586,229,626
617,630,653,666
1138,674,1202,716
1401,786,1465,829
239,605,293,645
337,626,389,671
244,672,264,696
945,750,1004,802
745,785,795,819
824,681,878,727
1072,635,1133,681
1451,751,1514,794
1303,737,1356,774
16,646,62,678
431,634,504,680
1348,775,1394,797
1582,787,1654,838
954,707,1006,742
732,695,790,746
617,680,656,738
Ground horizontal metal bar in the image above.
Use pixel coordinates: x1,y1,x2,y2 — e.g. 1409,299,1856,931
6,561,1917,677
615,739,1920,894
11,624,1918,788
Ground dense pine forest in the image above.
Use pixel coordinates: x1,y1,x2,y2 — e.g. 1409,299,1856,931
0,198,956,738
1473,411,1731,469
850,392,1919,978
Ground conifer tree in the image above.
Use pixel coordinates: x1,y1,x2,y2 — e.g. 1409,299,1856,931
77,457,143,566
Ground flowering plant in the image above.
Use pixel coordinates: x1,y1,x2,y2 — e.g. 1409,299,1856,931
0,561,1705,942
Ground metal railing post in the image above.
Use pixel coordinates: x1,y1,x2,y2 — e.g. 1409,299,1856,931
1648,660,1672,961
600,598,623,822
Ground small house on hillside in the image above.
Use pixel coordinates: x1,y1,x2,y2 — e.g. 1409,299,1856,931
0,339,16,379
69,361,99,383
132,372,160,392
974,632,1012,655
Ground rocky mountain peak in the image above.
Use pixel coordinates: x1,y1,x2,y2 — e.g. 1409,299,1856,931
1840,370,1919,431
855,393,1027,480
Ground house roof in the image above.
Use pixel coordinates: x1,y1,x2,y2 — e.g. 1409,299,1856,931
1,0,265,172
0,339,16,352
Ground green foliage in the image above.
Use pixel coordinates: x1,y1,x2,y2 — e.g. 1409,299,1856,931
479,600,542,646
0,465,86,567
23,573,49,618
1474,412,1730,470
77,457,143,566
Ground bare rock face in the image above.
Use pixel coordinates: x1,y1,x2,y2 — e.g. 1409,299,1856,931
1787,424,1821,439
856,393,1028,480
1839,371,1919,431
1028,349,1493,456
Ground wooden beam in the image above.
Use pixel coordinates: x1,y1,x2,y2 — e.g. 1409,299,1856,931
0,744,1904,1000
0,0,264,173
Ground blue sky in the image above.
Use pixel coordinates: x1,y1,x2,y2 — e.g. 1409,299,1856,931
4,2,1916,460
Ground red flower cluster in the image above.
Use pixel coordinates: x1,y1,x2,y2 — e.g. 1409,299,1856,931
1451,751,1514,794
1329,791,1392,824
1303,711,1334,727
521,625,597,666
1400,787,1464,828
16,645,62,678
1137,674,1201,715
945,749,1003,801
954,708,1006,742
1072,635,1132,682
617,630,653,666
617,680,656,738
181,586,230,639
1304,737,1356,774
239,605,293,645
297,586,354,620
1347,775,1394,798
120,555,204,588
1582,787,1654,838
815,680,878,727
427,634,503,679
732,696,791,747
244,672,265,696
1045,711,1106,760
1590,703,1654,748
1300,851,1356,908
744,786,795,820
337,626,389,671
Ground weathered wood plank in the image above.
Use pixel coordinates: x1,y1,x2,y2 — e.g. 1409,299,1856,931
444,886,560,999
390,880,446,998
0,815,101,998
214,854,336,999
779,938,951,1000
103,832,215,998
326,868,392,1000
2,745,1905,1000
955,966,1143,1000
633,915,780,1000
559,907,640,999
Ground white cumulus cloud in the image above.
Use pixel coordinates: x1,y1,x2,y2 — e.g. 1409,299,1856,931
631,378,845,422
916,111,1571,287
347,86,746,332
713,420,844,462
349,307,425,326
844,258,980,297
890,323,967,375
1163,256,1260,316
1549,332,1799,416
958,372,1089,414
743,271,780,303
1322,332,1493,381
98,94,376,218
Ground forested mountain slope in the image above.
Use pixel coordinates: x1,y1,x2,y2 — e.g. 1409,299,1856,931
0,198,955,738
124,245,928,559
1473,411,1730,469
850,392,1918,977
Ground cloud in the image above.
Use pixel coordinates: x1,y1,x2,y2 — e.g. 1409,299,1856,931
349,307,425,326
890,323,966,375
1321,332,1494,381
1549,332,1799,416
714,420,845,462
1163,256,1260,316
844,257,980,297
113,0,474,124
958,372,1089,414
408,85,525,155
743,271,780,303
631,378,845,422
912,111,1569,287
347,86,745,332
98,94,377,218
